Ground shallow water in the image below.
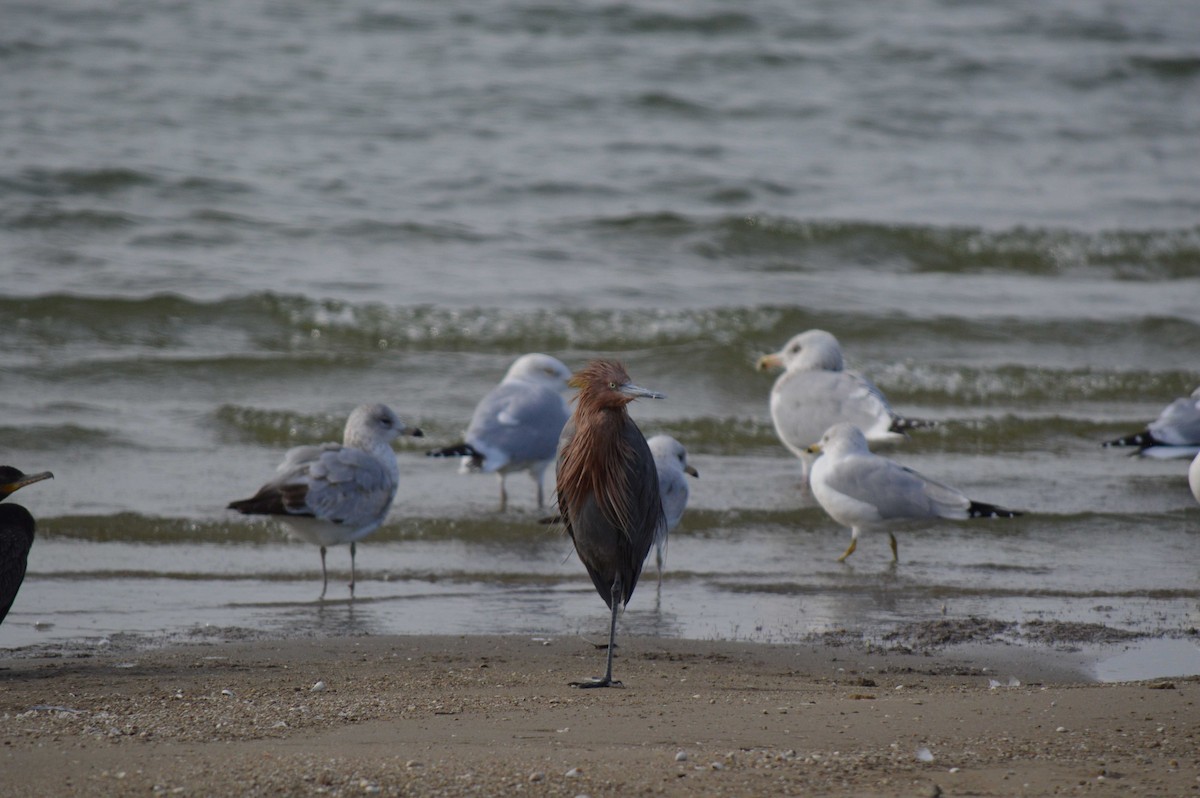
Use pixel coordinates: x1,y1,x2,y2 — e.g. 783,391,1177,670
1,0,1197,669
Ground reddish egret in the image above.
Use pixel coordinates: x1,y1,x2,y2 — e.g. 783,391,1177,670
427,353,572,511
1102,386,1200,459
228,404,423,599
807,423,1020,562
757,329,934,482
1,466,54,626
556,359,665,688
646,434,698,586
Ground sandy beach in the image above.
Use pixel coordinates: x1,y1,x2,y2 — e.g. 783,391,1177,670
2,633,1196,797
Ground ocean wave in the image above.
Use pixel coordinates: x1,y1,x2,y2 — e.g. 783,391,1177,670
1,206,136,231
561,214,1200,279
0,167,254,203
213,404,430,450
3,292,1197,370
0,423,119,451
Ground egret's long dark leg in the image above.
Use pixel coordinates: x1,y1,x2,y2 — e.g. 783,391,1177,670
888,532,898,563
350,541,357,599
572,575,623,688
319,546,328,600
498,474,508,513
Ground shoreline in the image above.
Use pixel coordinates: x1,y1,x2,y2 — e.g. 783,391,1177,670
3,633,1198,796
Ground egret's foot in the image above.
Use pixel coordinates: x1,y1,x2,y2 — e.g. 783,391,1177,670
569,677,623,689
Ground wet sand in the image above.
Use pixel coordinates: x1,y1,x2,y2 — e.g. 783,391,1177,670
1,633,1197,797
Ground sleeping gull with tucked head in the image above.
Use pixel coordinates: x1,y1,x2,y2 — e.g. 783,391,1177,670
757,329,934,481
427,353,572,511
228,403,423,599
807,422,1020,563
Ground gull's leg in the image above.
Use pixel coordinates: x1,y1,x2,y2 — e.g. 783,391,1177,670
798,453,814,493
497,474,508,513
656,544,665,588
888,532,898,563
572,575,623,688
534,472,545,509
319,546,328,600
837,534,858,563
350,541,357,599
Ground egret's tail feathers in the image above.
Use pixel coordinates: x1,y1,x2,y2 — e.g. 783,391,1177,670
967,500,1021,519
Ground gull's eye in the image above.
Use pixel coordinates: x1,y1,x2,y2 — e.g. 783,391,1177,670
608,381,617,389
789,344,801,354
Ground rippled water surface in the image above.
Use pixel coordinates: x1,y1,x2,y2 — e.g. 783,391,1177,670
1,0,1197,664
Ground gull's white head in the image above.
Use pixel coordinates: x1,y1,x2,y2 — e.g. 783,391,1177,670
807,422,871,457
648,434,699,478
757,329,844,374
344,403,424,448
503,353,573,391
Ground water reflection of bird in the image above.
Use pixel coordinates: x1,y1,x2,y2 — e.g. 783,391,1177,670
646,434,698,586
556,360,665,688
427,353,572,511
228,404,422,600
757,329,933,481
807,423,1019,563
1,467,54,626
1103,386,1200,459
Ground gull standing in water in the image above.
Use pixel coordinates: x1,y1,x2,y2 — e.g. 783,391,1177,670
1188,452,1200,506
646,434,698,586
427,353,572,511
228,403,422,599
557,360,665,688
1103,386,1200,459
807,423,1019,563
1,466,54,626
757,329,933,481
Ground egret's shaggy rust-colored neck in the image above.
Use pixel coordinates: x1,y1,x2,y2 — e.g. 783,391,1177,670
559,360,638,535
